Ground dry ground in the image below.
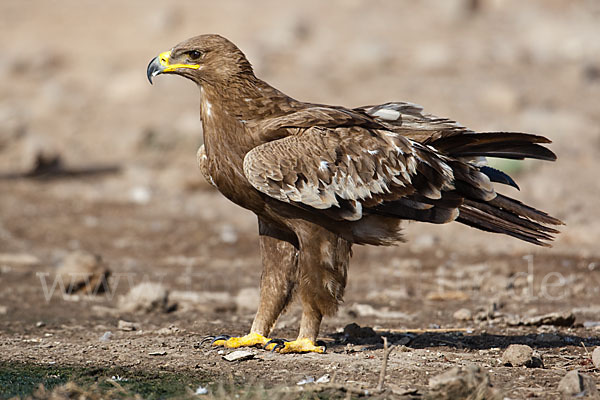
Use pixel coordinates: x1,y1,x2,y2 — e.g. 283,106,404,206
1,0,600,398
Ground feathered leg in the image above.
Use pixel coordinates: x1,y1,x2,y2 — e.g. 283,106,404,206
211,217,299,349
250,218,299,336
268,222,351,353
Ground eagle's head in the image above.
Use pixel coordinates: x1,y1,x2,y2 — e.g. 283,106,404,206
147,34,254,86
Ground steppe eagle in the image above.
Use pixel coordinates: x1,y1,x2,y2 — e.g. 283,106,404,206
147,34,561,353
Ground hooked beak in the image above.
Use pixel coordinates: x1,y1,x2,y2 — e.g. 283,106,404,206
146,56,163,84
146,50,200,84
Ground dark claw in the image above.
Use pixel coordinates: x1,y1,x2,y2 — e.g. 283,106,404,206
316,340,327,352
200,336,215,345
210,335,231,345
272,343,285,352
264,338,287,351
200,335,231,346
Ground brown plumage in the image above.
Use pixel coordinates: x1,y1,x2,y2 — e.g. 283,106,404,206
147,34,562,353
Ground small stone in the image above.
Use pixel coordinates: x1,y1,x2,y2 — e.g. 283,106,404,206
592,347,600,370
343,322,376,339
0,253,40,266
35,321,46,328
194,385,208,395
558,370,598,397
583,321,600,328
296,376,315,386
501,344,543,368
117,282,172,314
0,305,7,315
129,186,151,204
99,331,112,342
522,312,575,327
57,250,110,295
156,325,180,335
117,320,138,331
426,365,502,400
426,291,469,301
148,351,167,356
222,350,254,362
453,308,472,321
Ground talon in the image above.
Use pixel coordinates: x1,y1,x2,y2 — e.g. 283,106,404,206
264,338,286,351
273,343,285,352
211,335,231,345
200,335,217,345
316,340,327,352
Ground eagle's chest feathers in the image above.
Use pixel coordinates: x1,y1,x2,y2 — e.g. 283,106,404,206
200,98,263,210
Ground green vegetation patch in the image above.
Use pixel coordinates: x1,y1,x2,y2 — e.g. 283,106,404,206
0,362,206,399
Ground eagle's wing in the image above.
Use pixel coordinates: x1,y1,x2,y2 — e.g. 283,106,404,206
244,106,561,245
358,102,556,161
244,118,491,223
356,101,469,143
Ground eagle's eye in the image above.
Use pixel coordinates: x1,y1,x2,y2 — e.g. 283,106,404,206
187,50,202,60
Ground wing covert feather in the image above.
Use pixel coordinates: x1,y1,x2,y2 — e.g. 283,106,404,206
243,126,456,221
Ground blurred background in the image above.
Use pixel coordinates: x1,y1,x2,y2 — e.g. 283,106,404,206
1,1,600,396
2,0,599,255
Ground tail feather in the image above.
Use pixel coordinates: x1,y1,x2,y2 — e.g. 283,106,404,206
431,132,557,161
457,204,555,247
371,127,562,246
456,194,563,246
488,194,563,226
438,131,562,246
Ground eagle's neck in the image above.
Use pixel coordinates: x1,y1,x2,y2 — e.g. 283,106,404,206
200,76,301,123
198,76,294,208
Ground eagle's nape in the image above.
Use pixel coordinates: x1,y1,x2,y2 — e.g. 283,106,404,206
148,34,563,354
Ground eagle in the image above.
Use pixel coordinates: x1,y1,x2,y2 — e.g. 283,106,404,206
147,34,562,353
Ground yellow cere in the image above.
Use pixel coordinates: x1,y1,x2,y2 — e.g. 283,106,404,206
158,50,200,72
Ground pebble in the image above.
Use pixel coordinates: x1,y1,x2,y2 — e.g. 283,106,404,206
0,305,7,315
57,250,110,295
592,347,600,370
129,186,152,205
99,331,112,342
296,376,315,385
583,321,600,328
222,350,254,362
501,344,543,368
343,322,376,339
194,385,208,395
427,364,501,400
557,370,598,397
117,320,138,331
453,308,472,321
509,312,576,327
0,253,40,266
156,325,180,335
117,282,171,314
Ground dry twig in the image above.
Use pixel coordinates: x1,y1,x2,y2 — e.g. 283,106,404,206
376,336,395,392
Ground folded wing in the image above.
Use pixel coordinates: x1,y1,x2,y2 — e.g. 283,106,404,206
244,104,562,246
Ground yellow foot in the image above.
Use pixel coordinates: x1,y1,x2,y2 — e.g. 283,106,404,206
210,332,269,349
265,338,326,354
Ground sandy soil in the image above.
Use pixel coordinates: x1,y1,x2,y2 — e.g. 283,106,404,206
1,0,600,398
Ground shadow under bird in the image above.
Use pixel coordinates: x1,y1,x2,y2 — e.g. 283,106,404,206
147,34,562,353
